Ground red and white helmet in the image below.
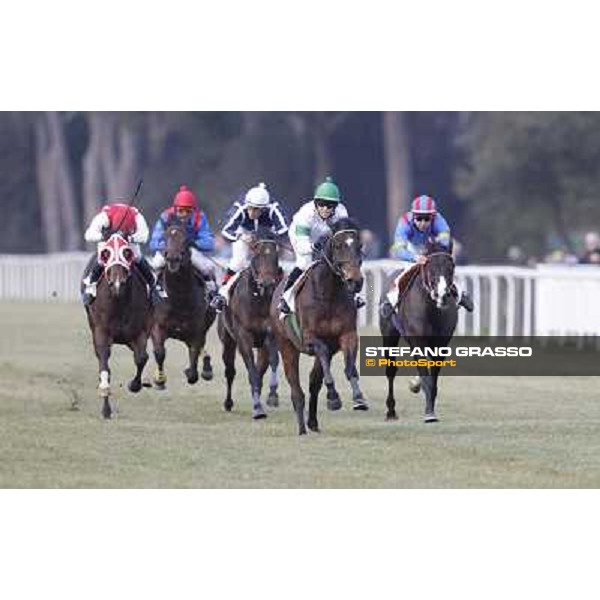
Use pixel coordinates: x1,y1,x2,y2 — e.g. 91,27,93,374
411,195,437,215
173,185,197,209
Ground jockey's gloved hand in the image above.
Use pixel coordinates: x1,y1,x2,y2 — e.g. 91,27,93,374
101,227,111,241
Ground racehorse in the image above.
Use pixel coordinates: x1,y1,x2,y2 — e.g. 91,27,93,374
151,219,216,389
270,218,368,435
83,233,153,419
218,228,282,419
379,244,458,422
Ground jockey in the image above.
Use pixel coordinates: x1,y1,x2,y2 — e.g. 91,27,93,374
278,176,365,315
380,194,474,317
82,202,161,306
210,182,289,312
149,185,217,298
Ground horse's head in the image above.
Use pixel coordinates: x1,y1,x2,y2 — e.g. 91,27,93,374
98,233,134,298
321,218,364,294
249,227,280,294
164,220,190,273
421,245,455,309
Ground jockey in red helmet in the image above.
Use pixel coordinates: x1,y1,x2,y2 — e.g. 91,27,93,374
380,194,473,318
149,185,217,299
82,202,162,306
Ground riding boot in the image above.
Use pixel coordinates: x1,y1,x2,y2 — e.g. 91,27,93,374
277,267,303,314
458,290,474,312
210,269,234,313
136,257,162,306
355,296,366,309
82,260,103,306
379,300,395,319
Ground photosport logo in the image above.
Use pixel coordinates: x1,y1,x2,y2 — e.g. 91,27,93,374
359,336,600,376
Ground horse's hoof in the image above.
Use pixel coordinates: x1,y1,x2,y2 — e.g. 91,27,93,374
252,405,267,420
408,377,421,394
153,380,166,391
184,368,199,385
424,413,439,423
142,379,152,388
307,421,320,432
223,400,234,412
266,391,279,407
201,357,213,381
386,412,398,421
102,405,112,419
128,379,142,393
327,397,342,411
353,399,369,411
299,428,307,436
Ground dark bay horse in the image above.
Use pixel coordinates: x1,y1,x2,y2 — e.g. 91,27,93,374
270,218,368,435
151,220,216,388
83,233,153,419
379,247,458,423
218,228,282,419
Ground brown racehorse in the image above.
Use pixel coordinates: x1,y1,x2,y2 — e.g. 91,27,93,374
379,245,458,423
151,220,216,389
83,233,153,419
218,228,282,419
270,218,368,435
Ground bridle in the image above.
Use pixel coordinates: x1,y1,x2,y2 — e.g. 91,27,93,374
320,229,362,282
249,237,279,294
419,252,455,306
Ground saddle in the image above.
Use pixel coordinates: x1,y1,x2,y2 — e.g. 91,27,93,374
395,263,421,304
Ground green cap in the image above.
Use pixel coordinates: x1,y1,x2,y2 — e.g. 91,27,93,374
314,176,341,203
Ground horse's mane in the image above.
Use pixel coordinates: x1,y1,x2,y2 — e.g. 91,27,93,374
330,217,360,235
254,226,279,242
315,217,361,249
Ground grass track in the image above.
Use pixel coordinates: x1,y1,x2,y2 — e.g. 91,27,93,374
1,302,599,488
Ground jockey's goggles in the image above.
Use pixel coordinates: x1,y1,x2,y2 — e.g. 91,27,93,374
315,200,337,210
414,214,433,222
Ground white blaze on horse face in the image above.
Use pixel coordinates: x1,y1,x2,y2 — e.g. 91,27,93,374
345,237,354,247
436,276,447,308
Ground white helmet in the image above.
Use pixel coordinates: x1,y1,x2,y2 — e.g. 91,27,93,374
244,182,270,207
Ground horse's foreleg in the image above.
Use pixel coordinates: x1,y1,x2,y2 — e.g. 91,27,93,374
200,347,213,381
184,344,200,385
278,336,306,435
128,335,148,393
238,331,266,420
151,328,167,390
416,364,436,423
424,364,441,423
221,329,237,412
312,338,340,411
308,358,323,432
266,331,279,407
256,344,270,403
340,331,368,411
383,333,400,420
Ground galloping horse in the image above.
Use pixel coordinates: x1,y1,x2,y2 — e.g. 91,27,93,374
379,244,458,422
151,219,216,388
270,218,368,435
218,228,281,419
83,233,153,419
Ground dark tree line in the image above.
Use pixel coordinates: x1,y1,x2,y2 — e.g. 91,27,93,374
1,111,594,261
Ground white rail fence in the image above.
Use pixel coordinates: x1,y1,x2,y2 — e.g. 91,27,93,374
2,253,600,336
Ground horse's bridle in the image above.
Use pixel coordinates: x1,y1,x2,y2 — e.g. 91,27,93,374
320,229,362,282
249,238,279,294
419,252,455,299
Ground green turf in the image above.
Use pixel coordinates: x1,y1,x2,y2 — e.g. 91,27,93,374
1,302,599,488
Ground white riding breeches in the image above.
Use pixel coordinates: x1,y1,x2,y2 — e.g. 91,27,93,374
229,238,251,272
151,250,215,278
